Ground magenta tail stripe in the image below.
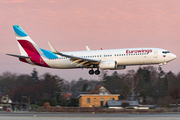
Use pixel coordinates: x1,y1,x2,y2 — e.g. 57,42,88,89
18,40,40,55
17,40,50,67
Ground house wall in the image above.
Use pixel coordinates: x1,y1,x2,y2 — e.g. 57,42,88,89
79,95,119,107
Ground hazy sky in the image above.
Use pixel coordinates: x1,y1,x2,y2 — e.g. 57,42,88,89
0,0,180,80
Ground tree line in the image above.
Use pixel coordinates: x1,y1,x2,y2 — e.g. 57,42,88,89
0,66,180,107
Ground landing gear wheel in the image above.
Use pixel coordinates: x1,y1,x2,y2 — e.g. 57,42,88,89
158,67,162,71
95,70,100,75
89,70,94,75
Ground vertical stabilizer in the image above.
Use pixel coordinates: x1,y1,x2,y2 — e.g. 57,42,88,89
13,25,43,56
12,25,49,67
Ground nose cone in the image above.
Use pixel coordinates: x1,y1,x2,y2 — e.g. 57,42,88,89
171,53,177,60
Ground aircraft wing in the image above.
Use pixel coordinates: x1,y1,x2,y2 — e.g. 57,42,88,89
48,42,100,67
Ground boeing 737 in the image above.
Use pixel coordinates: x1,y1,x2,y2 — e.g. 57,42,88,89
7,25,177,75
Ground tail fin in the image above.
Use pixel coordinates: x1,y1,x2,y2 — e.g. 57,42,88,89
13,25,43,57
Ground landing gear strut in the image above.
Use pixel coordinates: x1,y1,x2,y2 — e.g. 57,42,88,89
88,68,100,75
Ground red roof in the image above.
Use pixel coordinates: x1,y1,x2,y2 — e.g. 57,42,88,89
62,93,72,99
88,86,111,94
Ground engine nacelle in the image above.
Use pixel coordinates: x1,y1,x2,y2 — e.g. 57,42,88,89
99,60,117,70
110,65,126,70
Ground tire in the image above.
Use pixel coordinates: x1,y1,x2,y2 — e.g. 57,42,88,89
89,70,94,75
95,70,100,75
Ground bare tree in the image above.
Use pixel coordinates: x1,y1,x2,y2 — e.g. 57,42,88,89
124,70,139,100
0,72,17,92
168,85,180,107
149,66,159,87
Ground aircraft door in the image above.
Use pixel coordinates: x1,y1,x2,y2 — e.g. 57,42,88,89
154,50,158,58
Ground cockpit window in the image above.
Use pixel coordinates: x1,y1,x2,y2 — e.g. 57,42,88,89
162,51,170,54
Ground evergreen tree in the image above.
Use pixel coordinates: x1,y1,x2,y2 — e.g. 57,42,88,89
82,83,88,92
31,68,39,83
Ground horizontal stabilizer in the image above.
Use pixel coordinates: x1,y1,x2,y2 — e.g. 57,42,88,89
6,54,31,58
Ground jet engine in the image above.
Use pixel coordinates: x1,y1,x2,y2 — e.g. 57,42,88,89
99,60,117,70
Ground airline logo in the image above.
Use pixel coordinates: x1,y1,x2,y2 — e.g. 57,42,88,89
163,55,166,57
126,49,152,54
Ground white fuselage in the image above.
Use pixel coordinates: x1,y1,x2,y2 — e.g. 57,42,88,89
43,48,176,69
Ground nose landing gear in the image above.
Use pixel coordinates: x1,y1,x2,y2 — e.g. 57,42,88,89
158,62,167,71
158,66,162,71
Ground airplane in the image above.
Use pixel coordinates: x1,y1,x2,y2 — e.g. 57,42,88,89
7,25,177,75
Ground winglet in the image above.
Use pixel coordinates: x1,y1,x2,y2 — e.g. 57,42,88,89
86,46,90,51
48,42,59,53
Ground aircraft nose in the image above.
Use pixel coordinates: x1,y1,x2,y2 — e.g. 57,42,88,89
171,53,177,60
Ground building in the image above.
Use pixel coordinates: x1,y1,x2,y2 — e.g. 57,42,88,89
0,95,12,110
78,86,119,107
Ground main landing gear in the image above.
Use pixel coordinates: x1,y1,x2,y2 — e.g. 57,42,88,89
89,68,100,75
